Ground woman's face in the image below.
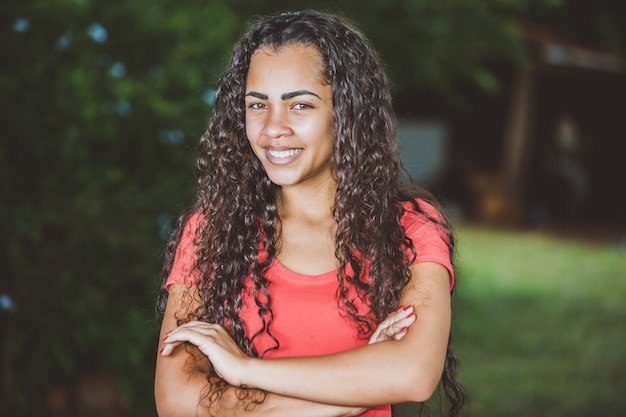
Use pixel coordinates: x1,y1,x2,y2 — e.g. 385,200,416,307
245,44,335,190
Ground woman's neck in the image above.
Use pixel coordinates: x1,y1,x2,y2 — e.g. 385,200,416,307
274,180,339,275
277,179,337,223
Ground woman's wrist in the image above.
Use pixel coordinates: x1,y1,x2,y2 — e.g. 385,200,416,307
239,356,262,389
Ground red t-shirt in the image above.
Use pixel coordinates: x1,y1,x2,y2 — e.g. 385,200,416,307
166,199,454,417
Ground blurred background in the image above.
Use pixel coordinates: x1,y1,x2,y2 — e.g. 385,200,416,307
2,0,625,416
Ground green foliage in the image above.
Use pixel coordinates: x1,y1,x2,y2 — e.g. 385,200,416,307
1,0,241,414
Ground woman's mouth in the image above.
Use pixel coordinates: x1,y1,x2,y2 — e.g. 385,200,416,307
265,147,303,165
267,148,303,158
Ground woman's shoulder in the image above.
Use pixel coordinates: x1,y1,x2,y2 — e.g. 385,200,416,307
173,208,205,245
183,210,204,234
400,198,446,225
400,197,455,285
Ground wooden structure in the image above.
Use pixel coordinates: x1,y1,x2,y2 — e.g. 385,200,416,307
498,23,626,224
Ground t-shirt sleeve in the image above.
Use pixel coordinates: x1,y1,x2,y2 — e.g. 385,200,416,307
164,211,203,291
402,199,455,290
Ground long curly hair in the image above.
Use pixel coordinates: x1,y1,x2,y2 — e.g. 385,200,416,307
159,10,465,416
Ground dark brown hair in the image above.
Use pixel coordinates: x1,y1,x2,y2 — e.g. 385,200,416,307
159,10,465,416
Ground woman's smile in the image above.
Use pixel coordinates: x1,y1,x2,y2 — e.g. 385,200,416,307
266,147,304,163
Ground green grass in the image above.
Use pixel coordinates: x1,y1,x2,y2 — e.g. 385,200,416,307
451,225,626,417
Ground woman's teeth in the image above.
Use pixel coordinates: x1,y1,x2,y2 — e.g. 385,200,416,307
268,148,302,158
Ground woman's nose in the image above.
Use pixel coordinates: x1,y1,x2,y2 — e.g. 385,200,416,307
262,108,292,138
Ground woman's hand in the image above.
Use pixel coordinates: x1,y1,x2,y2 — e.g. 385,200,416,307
368,305,416,344
161,321,250,387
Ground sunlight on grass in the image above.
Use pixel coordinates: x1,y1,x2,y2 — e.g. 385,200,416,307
452,225,626,417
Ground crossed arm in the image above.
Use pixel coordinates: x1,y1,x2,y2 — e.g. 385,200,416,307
155,261,451,417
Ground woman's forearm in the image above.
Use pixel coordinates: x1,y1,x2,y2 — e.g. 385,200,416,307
155,364,367,417
240,337,441,406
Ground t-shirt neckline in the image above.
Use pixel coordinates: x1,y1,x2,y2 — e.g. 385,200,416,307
271,258,338,284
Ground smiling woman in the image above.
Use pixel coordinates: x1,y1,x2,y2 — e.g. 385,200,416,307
155,10,465,417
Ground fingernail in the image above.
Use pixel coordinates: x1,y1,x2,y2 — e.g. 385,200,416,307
399,327,408,333
395,306,404,312
403,306,412,311
162,336,168,341
406,312,415,319
159,348,164,355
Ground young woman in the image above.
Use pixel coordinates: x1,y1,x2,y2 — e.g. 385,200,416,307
155,10,465,417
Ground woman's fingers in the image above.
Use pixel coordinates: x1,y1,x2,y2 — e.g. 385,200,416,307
160,340,183,356
368,306,416,344
160,321,223,356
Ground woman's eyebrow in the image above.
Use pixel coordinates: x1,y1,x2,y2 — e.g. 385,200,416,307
245,90,322,100
281,90,322,100
245,91,268,100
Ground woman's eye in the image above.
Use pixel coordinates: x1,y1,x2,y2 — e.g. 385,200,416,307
292,103,313,110
247,103,266,110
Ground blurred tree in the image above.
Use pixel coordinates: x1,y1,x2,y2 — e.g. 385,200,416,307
1,0,624,415
1,0,243,415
